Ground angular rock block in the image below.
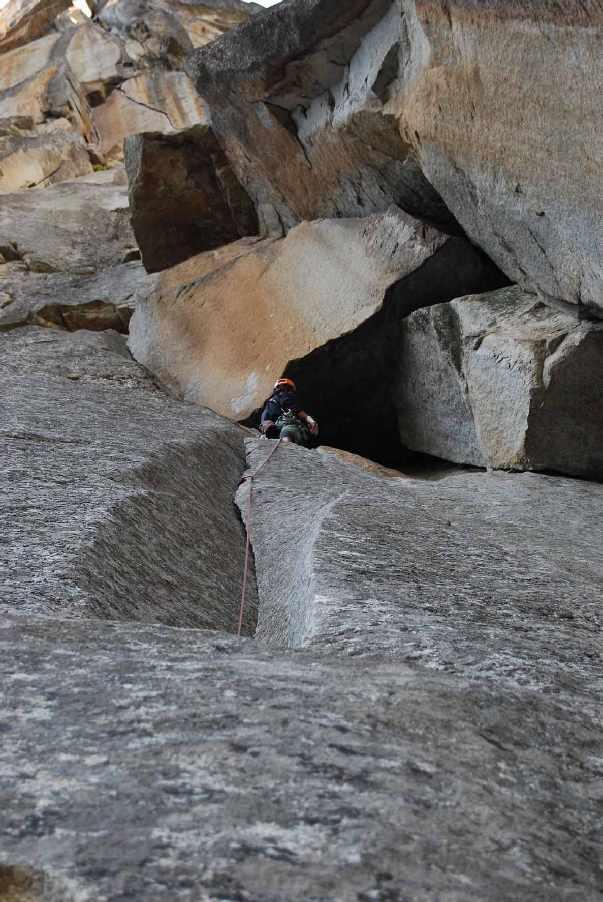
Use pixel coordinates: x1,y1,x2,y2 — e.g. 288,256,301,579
0,125,93,192
189,0,602,312
91,70,209,163
0,326,256,632
396,286,603,478
129,208,461,415
187,0,456,235
396,0,603,313
129,207,505,461
125,124,258,272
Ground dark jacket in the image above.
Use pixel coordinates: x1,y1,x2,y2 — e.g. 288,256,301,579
260,390,301,436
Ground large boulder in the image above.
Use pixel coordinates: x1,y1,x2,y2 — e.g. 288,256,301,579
396,0,603,315
396,286,603,479
0,326,256,631
188,0,602,313
187,0,456,235
124,124,258,272
128,209,434,414
128,207,504,451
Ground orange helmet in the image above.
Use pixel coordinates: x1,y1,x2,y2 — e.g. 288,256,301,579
273,377,296,392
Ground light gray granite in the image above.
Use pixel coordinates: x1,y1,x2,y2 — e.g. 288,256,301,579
0,326,256,632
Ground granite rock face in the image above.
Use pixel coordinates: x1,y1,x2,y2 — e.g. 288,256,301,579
0,0,252,194
187,0,457,235
0,167,135,273
0,0,70,53
396,0,603,315
0,326,256,632
0,259,156,331
188,0,602,312
237,438,602,694
1,612,601,901
396,286,603,479
0,123,93,192
125,125,258,272
128,207,503,444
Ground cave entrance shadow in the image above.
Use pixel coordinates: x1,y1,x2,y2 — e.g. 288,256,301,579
243,242,508,469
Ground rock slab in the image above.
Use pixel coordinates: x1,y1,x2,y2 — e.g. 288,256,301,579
0,326,256,632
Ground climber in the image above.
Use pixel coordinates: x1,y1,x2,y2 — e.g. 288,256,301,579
259,378,319,446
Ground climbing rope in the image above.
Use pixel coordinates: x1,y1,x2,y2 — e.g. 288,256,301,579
237,438,283,637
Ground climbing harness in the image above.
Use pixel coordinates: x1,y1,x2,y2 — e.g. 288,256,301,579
237,437,283,637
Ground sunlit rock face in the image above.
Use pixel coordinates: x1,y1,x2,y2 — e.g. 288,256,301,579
0,0,254,192
0,0,70,53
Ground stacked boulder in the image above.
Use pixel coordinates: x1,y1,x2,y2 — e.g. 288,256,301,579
0,0,257,331
127,0,602,478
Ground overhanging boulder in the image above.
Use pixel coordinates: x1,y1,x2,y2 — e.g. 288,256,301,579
396,286,603,479
125,125,258,273
128,207,505,462
187,0,458,235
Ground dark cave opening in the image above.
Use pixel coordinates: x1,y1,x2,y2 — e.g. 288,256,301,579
243,240,509,468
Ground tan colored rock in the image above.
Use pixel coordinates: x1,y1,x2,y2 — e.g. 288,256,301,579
189,0,602,313
0,126,93,192
92,71,208,162
187,0,458,235
396,286,603,479
128,208,495,421
65,21,123,94
0,0,70,53
395,1,603,315
0,32,58,93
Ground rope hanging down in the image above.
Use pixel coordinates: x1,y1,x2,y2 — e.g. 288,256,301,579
237,438,283,637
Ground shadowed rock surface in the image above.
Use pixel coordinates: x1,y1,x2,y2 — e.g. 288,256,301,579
237,439,602,697
0,327,256,632
125,125,258,272
1,613,601,901
396,286,603,479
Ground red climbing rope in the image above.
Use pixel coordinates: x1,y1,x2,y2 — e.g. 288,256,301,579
237,438,283,637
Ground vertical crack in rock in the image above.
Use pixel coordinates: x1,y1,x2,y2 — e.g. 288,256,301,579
0,327,257,634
